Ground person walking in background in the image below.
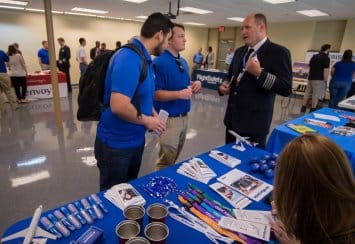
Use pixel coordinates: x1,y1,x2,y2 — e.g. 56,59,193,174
225,47,234,70
100,42,107,54
90,41,100,60
300,44,331,113
192,47,204,73
204,46,215,69
76,37,88,76
57,37,72,93
219,13,292,149
153,23,201,170
0,49,18,113
13,43,22,55
115,41,122,51
95,12,173,191
328,49,355,108
7,45,28,103
37,40,49,70
270,134,355,244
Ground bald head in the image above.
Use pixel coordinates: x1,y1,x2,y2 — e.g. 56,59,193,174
241,13,267,47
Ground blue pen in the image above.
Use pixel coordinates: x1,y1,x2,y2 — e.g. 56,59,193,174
60,206,82,229
88,196,104,219
81,198,97,220
40,216,62,238
48,213,70,237
54,210,75,231
91,194,109,213
190,189,234,218
74,201,93,224
67,203,87,225
186,192,223,219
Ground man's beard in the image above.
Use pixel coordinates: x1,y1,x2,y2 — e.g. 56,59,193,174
153,39,165,56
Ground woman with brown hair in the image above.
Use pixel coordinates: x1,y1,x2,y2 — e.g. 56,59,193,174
271,134,355,244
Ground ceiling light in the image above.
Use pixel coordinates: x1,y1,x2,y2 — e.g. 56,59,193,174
72,7,108,14
179,7,213,14
227,17,244,22
0,0,27,6
65,11,97,17
297,9,329,17
0,4,24,9
25,8,44,12
136,15,147,19
122,0,148,3
183,22,206,26
263,0,296,4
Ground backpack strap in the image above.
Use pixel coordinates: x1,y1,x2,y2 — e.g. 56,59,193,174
121,43,148,119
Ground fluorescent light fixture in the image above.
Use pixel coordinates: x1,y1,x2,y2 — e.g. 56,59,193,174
136,15,148,19
0,4,24,9
0,0,28,6
263,0,295,4
16,155,47,167
122,0,147,3
297,9,329,17
72,7,108,14
11,170,50,187
227,17,244,22
179,6,213,14
65,11,97,17
183,22,206,26
25,8,44,12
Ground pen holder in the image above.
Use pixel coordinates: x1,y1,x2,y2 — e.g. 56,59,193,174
144,222,169,244
146,203,168,223
126,236,150,244
124,205,145,226
116,220,140,244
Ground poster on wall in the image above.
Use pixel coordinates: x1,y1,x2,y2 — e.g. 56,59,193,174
292,62,309,81
305,51,355,67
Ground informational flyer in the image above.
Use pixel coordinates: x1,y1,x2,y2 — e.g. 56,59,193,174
217,169,273,201
208,150,241,168
209,182,251,209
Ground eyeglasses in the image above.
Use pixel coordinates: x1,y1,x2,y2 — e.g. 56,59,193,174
175,58,185,72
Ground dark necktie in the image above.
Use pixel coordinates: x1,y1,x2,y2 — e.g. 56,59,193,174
244,48,254,65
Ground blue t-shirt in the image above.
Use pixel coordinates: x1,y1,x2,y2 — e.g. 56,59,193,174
331,61,355,83
37,48,49,65
0,50,9,73
96,38,154,149
193,52,203,64
153,50,191,116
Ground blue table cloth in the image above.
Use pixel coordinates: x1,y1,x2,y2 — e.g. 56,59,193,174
2,144,274,243
266,107,355,175
191,69,228,90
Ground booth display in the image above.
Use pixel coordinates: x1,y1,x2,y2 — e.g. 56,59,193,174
338,95,355,110
2,143,274,244
27,71,68,100
191,69,228,91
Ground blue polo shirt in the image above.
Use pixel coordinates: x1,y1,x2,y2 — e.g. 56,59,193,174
37,48,49,65
96,38,154,149
0,50,9,73
331,61,355,83
153,50,191,116
193,52,203,64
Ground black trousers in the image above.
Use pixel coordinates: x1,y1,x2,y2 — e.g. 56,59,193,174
10,76,27,100
59,65,71,92
225,127,267,149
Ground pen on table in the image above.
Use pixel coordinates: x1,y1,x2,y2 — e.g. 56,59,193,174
185,192,224,220
179,194,219,223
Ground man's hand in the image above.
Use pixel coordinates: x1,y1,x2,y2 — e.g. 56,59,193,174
178,88,192,100
219,83,230,95
190,80,202,93
142,115,166,135
246,57,262,77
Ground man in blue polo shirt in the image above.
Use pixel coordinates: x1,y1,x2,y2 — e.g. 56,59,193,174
153,23,201,170
95,12,173,191
192,47,204,73
37,40,49,70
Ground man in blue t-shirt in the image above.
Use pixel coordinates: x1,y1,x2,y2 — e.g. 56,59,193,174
192,47,204,74
37,40,49,70
95,12,173,191
0,49,18,113
153,23,202,170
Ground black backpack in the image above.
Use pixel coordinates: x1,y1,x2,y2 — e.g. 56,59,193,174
77,43,147,121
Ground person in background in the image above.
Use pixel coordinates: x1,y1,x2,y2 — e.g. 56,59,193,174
95,12,173,191
37,40,49,70
328,49,355,108
192,47,204,73
301,44,331,113
13,43,22,55
0,49,18,113
270,134,355,244
57,37,72,93
204,46,215,69
76,37,88,76
219,13,292,149
115,41,122,52
7,44,28,103
225,47,234,70
100,42,107,54
90,41,100,60
153,23,201,170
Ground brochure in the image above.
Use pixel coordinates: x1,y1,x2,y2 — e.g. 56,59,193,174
208,150,241,168
209,182,251,209
286,123,317,134
177,157,216,184
104,183,146,210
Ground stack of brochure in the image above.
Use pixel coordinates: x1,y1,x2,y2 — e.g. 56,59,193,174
177,157,216,184
218,209,273,241
208,150,241,168
104,183,146,210
209,182,251,209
